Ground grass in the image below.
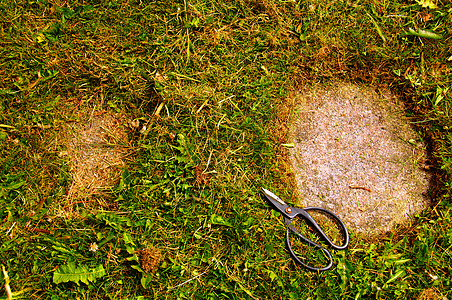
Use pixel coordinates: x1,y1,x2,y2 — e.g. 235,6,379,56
0,0,451,299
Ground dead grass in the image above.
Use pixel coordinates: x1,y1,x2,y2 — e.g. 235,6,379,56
60,109,132,212
137,245,162,274
418,288,445,300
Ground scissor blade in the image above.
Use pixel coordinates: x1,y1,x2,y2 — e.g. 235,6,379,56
260,188,294,218
261,188,286,205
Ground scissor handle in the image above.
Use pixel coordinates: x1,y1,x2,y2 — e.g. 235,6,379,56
284,207,349,271
293,207,349,250
285,224,334,271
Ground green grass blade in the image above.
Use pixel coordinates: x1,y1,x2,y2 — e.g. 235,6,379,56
402,28,443,39
367,13,386,43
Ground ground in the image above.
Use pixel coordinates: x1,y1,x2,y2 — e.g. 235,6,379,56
0,1,451,299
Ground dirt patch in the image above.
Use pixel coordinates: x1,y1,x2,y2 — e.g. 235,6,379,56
63,110,131,202
288,83,431,235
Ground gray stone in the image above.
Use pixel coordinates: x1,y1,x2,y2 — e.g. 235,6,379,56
289,83,430,235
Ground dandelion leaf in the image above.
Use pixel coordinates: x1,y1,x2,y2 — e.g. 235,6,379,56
209,214,232,227
416,0,438,9
53,262,106,285
403,28,442,40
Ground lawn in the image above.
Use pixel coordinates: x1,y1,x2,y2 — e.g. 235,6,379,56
1,0,451,299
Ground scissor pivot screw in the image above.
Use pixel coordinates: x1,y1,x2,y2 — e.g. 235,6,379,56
285,207,292,213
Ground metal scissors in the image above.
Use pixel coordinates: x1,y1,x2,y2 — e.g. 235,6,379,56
261,188,349,271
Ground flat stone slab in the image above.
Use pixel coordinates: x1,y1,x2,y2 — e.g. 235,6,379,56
289,83,430,235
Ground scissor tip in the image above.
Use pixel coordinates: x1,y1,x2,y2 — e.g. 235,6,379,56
260,188,286,205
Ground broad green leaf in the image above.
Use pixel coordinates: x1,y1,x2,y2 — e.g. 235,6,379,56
141,273,153,289
336,255,348,292
403,28,442,40
123,232,135,245
394,259,411,265
416,0,438,9
236,282,256,299
95,213,132,229
127,254,140,262
0,131,7,141
0,177,25,199
171,134,195,164
126,244,136,254
266,269,278,281
434,87,449,106
3,180,25,190
53,262,105,285
209,214,232,227
281,143,295,148
131,265,144,273
52,245,75,254
119,168,130,190
385,270,405,284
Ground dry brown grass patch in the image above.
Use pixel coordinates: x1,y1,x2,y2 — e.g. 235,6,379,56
418,288,445,300
137,245,162,274
61,109,132,209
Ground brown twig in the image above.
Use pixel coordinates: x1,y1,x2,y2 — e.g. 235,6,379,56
29,228,53,234
349,185,372,192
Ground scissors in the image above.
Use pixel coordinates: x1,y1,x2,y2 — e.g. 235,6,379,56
261,188,349,271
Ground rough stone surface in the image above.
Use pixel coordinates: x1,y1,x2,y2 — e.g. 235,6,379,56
289,83,430,235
